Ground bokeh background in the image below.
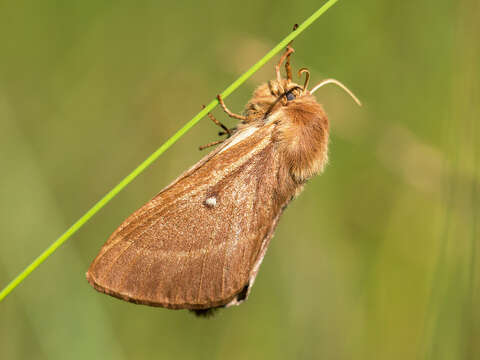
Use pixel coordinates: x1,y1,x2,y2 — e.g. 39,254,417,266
1,1,478,359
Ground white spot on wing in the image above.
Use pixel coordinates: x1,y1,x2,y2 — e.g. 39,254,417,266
205,196,217,207
219,126,259,154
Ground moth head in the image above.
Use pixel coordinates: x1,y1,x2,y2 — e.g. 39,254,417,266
244,65,361,123
243,50,362,183
244,67,310,121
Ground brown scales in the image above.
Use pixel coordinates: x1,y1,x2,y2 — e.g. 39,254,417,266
86,43,359,315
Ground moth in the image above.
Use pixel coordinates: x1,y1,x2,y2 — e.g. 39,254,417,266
86,44,360,315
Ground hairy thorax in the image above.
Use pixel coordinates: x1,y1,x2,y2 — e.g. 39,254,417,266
241,80,330,185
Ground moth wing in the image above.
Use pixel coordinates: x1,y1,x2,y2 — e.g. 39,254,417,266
87,123,289,309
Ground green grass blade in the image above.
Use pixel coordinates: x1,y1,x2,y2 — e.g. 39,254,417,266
0,0,339,302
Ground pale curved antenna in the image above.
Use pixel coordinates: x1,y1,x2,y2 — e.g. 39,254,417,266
310,78,362,106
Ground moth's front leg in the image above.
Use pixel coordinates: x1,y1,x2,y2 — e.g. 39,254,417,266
217,94,247,121
199,104,236,151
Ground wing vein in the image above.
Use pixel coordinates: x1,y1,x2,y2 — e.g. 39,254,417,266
101,240,135,282
197,237,213,303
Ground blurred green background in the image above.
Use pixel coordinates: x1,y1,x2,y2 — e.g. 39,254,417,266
1,0,478,359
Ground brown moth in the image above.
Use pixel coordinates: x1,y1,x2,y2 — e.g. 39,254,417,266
86,44,360,315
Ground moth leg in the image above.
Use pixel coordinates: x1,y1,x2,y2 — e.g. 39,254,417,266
275,46,295,91
199,105,236,150
285,44,294,82
218,127,237,136
198,139,225,151
284,24,298,82
217,94,247,121
202,105,232,137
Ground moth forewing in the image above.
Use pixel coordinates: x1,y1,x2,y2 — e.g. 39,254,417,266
86,121,291,310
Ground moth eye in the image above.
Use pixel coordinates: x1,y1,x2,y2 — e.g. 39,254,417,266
286,91,295,101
